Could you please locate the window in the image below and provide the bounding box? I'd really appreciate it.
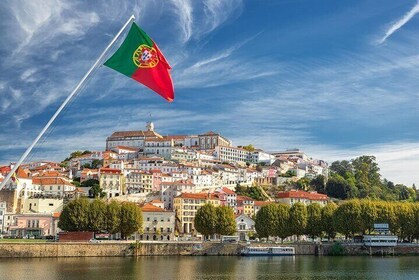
[147,217,150,221]
[49,203,53,206]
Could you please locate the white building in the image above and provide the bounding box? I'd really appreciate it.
[161,181,196,210]
[235,214,256,241]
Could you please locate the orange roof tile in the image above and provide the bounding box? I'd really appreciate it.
[176,192,219,200]
[277,190,328,201]
[141,203,165,212]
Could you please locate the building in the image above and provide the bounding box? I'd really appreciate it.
[32,175,76,198]
[216,187,237,210]
[22,197,63,214]
[277,190,328,206]
[138,203,175,241]
[99,168,124,198]
[105,122,163,150]
[237,195,255,216]
[161,181,196,210]
[7,213,61,238]
[126,171,153,194]
[144,138,174,159]
[198,131,231,150]
[235,214,256,241]
[173,192,220,234]
[0,201,6,234]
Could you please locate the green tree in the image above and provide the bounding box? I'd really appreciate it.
[321,202,337,240]
[90,184,106,198]
[255,204,278,238]
[351,156,381,198]
[242,144,255,152]
[289,202,308,239]
[394,202,415,241]
[310,175,326,194]
[106,200,122,234]
[274,203,291,241]
[215,206,236,236]
[81,179,100,189]
[88,199,107,232]
[194,203,217,238]
[58,198,90,231]
[329,160,353,178]
[359,200,378,234]
[306,203,322,240]
[333,200,362,238]
[119,202,143,239]
[295,178,310,191]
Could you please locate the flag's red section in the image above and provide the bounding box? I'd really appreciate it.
[132,43,174,102]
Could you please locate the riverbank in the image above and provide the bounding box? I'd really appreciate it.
[0,242,418,258]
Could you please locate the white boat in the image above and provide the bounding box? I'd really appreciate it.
[241,246,295,256]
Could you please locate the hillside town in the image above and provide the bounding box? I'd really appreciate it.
[0,122,330,241]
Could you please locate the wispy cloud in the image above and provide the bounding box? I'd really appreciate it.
[379,1,419,44]
[169,0,193,43]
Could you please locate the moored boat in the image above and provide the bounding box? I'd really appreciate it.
[241,246,295,256]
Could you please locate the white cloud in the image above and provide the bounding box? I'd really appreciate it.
[202,0,243,34]
[379,1,419,44]
[169,0,193,43]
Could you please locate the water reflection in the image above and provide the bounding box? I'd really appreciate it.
[0,256,418,280]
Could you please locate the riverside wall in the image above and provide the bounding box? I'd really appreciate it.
[0,242,418,258]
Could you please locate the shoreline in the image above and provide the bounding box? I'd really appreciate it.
[0,242,418,258]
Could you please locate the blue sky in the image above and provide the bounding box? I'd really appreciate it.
[0,0,418,186]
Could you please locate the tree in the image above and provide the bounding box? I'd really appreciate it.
[255,204,278,238]
[274,203,291,241]
[90,184,106,198]
[359,200,378,234]
[305,203,322,240]
[88,199,107,232]
[242,144,255,152]
[194,203,217,238]
[81,179,99,189]
[310,175,326,194]
[119,202,143,239]
[321,202,337,240]
[326,175,353,200]
[215,206,236,236]
[394,202,415,241]
[333,200,362,238]
[58,198,90,231]
[106,200,122,235]
[289,202,308,239]
[329,160,353,178]
[295,178,310,191]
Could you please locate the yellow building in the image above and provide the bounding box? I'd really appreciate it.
[174,193,220,234]
[99,168,125,198]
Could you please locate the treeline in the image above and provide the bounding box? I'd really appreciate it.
[255,200,419,242]
[293,156,417,201]
[58,198,143,239]
[235,184,266,201]
[194,204,236,238]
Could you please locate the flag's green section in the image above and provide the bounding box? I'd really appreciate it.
[104,23,154,77]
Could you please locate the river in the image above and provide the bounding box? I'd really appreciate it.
[0,256,418,279]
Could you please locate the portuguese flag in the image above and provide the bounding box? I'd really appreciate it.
[104,23,174,102]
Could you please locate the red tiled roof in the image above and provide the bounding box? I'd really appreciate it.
[277,190,328,201]
[254,201,272,207]
[114,146,139,151]
[100,168,121,174]
[109,130,162,138]
[176,192,219,200]
[237,195,255,202]
[222,187,236,195]
[32,177,74,186]
[141,203,165,212]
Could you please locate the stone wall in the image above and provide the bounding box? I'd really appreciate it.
[0,242,418,258]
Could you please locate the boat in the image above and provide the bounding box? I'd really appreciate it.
[241,246,295,256]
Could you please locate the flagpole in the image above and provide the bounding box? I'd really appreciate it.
[0,15,135,190]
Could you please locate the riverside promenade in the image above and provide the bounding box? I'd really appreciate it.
[0,241,418,258]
